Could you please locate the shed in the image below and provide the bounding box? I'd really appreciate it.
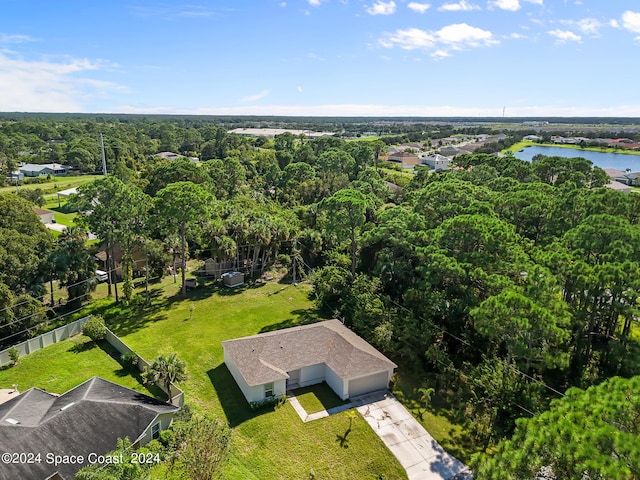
[222,271,244,287]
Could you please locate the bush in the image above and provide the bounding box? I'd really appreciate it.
[81,316,107,342]
[120,351,139,369]
[8,348,19,366]
[249,395,287,411]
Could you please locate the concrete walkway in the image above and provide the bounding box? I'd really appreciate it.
[0,388,19,405]
[288,390,471,480]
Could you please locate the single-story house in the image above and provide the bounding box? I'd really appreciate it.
[605,181,632,194]
[439,146,464,157]
[0,376,178,480]
[523,135,542,142]
[222,319,397,404]
[8,170,24,182]
[387,151,421,169]
[33,207,55,224]
[95,242,148,278]
[19,163,69,177]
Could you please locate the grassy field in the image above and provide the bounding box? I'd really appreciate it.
[0,174,102,195]
[0,334,155,397]
[55,278,408,479]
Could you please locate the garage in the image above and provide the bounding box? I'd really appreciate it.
[348,371,390,398]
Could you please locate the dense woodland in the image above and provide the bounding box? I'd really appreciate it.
[1,117,639,478]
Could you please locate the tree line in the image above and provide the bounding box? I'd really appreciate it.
[0,117,638,476]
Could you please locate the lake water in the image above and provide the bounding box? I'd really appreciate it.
[513,145,640,172]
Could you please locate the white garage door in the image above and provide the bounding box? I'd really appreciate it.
[348,371,389,397]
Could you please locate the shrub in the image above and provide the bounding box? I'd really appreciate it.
[81,316,107,342]
[249,395,287,411]
[8,348,19,366]
[120,351,139,369]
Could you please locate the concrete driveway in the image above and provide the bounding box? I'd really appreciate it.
[352,391,471,480]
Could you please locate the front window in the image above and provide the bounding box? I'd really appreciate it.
[264,382,274,398]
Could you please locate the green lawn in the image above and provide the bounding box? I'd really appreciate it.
[293,382,348,414]
[0,175,102,195]
[0,334,154,397]
[80,278,407,479]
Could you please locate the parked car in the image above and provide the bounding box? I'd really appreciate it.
[95,270,108,282]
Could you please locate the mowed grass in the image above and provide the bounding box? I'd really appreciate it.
[0,175,102,195]
[86,279,408,480]
[294,382,348,414]
[0,334,153,397]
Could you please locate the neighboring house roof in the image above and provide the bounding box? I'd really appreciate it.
[33,207,51,216]
[155,151,183,160]
[0,377,178,480]
[603,168,626,178]
[222,319,397,387]
[605,182,632,192]
[388,151,417,158]
[19,163,68,172]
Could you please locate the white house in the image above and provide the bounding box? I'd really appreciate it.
[421,153,452,171]
[19,163,69,177]
[222,320,397,404]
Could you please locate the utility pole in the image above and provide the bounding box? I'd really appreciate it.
[100,133,107,176]
[292,239,297,285]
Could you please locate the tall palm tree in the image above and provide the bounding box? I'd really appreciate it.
[143,352,187,403]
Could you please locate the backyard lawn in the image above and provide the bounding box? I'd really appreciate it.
[0,334,152,397]
[74,278,408,479]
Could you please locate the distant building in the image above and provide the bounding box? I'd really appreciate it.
[228,128,334,139]
[19,163,69,177]
[439,146,465,157]
[33,207,54,224]
[421,153,452,171]
[387,151,421,168]
[523,135,542,142]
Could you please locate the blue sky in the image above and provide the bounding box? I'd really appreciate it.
[0,0,638,116]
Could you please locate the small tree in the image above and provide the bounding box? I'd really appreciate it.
[82,316,107,342]
[417,387,435,420]
[143,353,187,402]
[8,347,19,366]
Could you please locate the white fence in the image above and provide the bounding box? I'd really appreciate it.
[0,315,184,407]
[0,316,92,366]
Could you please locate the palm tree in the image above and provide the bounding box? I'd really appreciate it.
[417,387,435,420]
[143,352,187,403]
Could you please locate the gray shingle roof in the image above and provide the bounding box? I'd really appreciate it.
[222,319,397,386]
[0,377,178,480]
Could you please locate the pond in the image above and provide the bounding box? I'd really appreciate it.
[513,145,640,172]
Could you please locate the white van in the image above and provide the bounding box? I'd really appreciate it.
[95,270,108,282]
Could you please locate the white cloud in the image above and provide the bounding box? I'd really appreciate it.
[489,0,520,12]
[297,85,303,93]
[509,32,527,39]
[367,1,396,15]
[609,19,620,29]
[380,27,435,49]
[438,1,480,11]
[240,90,270,102]
[0,52,125,112]
[408,2,431,13]
[562,18,603,36]
[431,49,451,59]
[622,11,640,34]
[523,0,543,5]
[0,34,34,44]
[380,22,497,55]
[308,0,321,6]
[437,23,498,46]
[279,2,286,7]
[548,29,581,42]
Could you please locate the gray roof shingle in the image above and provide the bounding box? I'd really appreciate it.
[222,320,397,386]
[0,377,178,480]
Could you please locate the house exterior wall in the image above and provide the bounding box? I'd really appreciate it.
[325,365,348,400]
[299,363,325,387]
[223,348,266,403]
[137,412,176,446]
